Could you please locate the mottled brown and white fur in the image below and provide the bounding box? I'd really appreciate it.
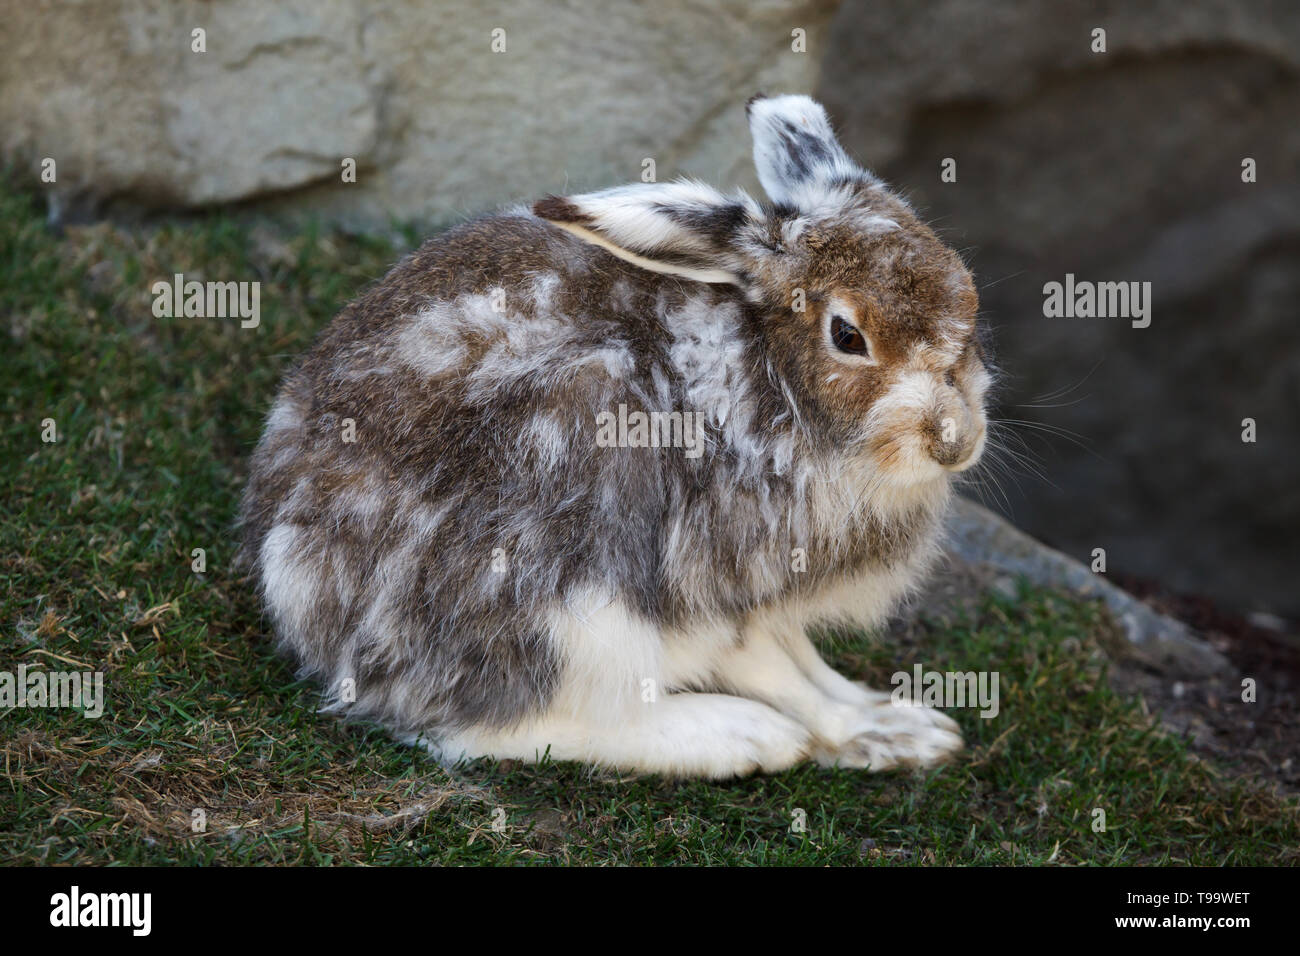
[240,94,991,779]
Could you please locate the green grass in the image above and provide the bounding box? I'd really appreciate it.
[1,180,1296,865]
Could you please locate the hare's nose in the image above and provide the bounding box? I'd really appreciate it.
[927,414,984,471]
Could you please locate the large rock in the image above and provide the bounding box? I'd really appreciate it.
[820,0,1300,616]
[0,0,838,227]
[935,498,1230,678]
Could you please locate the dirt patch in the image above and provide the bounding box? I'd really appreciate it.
[1109,575,1300,797]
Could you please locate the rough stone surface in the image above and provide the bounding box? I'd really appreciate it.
[820,0,1300,616]
[921,498,1231,678]
[1,0,837,226]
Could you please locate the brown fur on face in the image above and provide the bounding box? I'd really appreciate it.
[731,191,984,468]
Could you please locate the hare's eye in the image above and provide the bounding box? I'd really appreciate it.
[831,315,869,356]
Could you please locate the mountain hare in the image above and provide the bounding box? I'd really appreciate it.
[241,94,989,778]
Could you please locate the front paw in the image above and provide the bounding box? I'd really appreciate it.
[815,694,964,771]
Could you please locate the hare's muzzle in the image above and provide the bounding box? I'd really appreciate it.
[925,389,987,472]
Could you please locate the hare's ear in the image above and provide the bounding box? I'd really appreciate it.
[746,94,874,210]
[533,180,757,284]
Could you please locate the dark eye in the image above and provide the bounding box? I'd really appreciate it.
[830,315,869,356]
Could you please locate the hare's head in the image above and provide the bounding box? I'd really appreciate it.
[534,94,989,489]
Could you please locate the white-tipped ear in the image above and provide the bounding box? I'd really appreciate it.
[533,180,757,284]
[746,94,872,209]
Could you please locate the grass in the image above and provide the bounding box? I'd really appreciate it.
[2,180,1297,866]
